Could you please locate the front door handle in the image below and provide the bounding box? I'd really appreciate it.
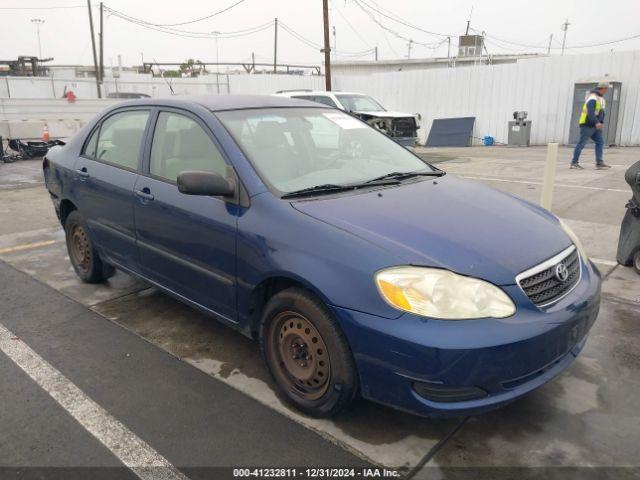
[134,188,154,201]
[76,167,89,179]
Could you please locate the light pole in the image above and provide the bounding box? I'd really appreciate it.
[212,31,220,74]
[31,18,45,59]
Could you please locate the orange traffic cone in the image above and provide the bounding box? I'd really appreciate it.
[42,123,50,142]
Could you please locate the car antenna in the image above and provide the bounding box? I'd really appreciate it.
[153,58,175,95]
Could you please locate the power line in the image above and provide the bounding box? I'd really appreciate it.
[104,0,248,27]
[279,20,375,56]
[359,0,451,38]
[0,4,85,9]
[330,0,372,49]
[105,7,272,39]
[352,0,442,48]
[471,26,640,51]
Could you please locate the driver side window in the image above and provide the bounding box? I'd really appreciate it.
[149,112,227,182]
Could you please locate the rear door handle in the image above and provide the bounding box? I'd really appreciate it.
[76,167,89,179]
[134,188,154,201]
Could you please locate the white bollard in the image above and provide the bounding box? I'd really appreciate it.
[541,142,558,210]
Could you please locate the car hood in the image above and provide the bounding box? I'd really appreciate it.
[353,110,416,118]
[291,175,572,285]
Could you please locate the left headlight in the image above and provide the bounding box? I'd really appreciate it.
[375,267,516,320]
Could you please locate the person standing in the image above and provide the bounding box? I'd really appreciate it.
[570,81,612,170]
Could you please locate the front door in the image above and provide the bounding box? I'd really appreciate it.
[74,108,150,268]
[134,110,238,322]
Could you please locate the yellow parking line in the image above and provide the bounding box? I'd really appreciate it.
[0,240,57,254]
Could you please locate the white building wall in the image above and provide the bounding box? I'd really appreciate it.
[2,51,640,145]
[334,50,640,146]
[0,74,324,100]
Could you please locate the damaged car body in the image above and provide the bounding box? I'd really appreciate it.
[274,90,420,147]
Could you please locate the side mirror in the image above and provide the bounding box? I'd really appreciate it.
[177,170,235,197]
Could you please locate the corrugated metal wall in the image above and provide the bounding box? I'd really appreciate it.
[334,50,640,146]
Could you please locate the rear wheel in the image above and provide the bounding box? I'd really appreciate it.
[64,210,115,283]
[260,287,358,418]
[634,250,640,275]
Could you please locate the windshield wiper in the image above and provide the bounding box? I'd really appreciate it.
[363,169,445,184]
[281,184,355,199]
[281,180,399,199]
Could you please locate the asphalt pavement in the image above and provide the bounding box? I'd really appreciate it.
[0,261,367,480]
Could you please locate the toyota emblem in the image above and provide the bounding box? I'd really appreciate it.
[555,263,569,282]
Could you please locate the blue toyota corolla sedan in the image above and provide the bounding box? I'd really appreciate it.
[43,95,601,418]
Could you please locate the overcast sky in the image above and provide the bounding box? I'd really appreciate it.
[1,0,639,69]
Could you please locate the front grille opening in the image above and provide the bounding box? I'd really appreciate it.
[518,248,580,307]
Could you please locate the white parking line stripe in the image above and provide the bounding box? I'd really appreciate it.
[0,322,189,480]
[461,175,629,193]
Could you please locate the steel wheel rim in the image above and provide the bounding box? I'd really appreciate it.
[70,224,91,272]
[634,252,640,272]
[270,311,331,401]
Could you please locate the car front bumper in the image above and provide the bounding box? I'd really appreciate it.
[332,258,601,417]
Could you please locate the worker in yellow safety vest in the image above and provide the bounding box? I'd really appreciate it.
[570,81,612,170]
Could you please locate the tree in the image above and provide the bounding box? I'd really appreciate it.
[179,58,207,77]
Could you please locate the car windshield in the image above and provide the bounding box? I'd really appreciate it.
[335,94,385,112]
[216,107,435,195]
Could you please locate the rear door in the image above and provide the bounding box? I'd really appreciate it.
[74,108,151,269]
[133,109,238,322]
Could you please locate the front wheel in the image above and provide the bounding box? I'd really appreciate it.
[260,287,358,418]
[64,210,115,283]
[634,250,640,275]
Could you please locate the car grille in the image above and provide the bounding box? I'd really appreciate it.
[392,117,417,137]
[517,246,581,307]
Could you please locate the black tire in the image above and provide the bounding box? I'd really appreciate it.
[64,210,115,283]
[260,287,359,418]
[634,250,640,275]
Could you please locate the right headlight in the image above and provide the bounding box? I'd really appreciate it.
[375,266,516,320]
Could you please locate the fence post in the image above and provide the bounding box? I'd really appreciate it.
[541,142,558,210]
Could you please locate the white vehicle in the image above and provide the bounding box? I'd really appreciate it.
[274,90,420,147]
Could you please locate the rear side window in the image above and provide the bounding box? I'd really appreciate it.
[83,127,99,158]
[95,110,150,170]
[149,112,227,182]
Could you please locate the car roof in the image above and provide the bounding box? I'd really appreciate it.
[108,94,327,112]
[275,91,365,96]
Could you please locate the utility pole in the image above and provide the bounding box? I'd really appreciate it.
[561,19,570,55]
[447,36,451,62]
[332,25,336,61]
[212,31,220,74]
[87,0,101,98]
[251,52,255,73]
[322,0,331,91]
[407,39,413,59]
[374,46,378,61]
[99,2,104,83]
[547,34,553,54]
[273,18,278,73]
[30,19,44,60]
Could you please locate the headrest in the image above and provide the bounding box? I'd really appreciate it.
[254,121,288,149]
[175,126,213,158]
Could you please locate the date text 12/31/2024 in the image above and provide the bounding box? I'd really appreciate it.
[233,468,401,478]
